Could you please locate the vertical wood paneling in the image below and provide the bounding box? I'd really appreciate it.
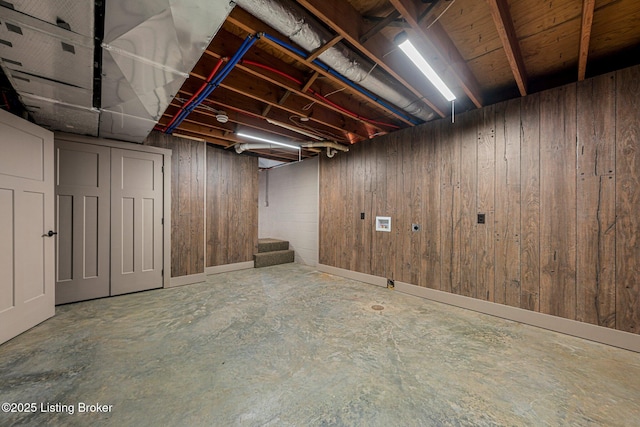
[317,64,640,335]
[450,120,463,295]
[477,105,496,301]
[577,73,616,328]
[145,132,204,278]
[386,139,399,279]
[495,100,522,307]
[352,147,366,273]
[520,93,541,311]
[371,141,387,278]
[207,148,221,266]
[458,111,479,297]
[421,123,441,289]
[439,120,457,293]
[409,128,424,286]
[397,131,412,283]
[205,146,258,267]
[539,85,577,319]
[615,66,640,334]
[191,142,205,274]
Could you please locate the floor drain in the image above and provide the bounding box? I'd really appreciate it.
[371,305,384,311]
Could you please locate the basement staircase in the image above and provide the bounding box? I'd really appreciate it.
[254,238,295,268]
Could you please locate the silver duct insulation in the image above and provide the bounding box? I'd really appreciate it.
[100,0,235,142]
[0,0,234,142]
[235,141,349,155]
[235,0,435,122]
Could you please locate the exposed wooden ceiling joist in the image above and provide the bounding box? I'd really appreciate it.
[486,0,528,96]
[578,0,596,81]
[151,0,640,163]
[227,7,419,126]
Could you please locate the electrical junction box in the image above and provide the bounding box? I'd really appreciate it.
[376,216,391,232]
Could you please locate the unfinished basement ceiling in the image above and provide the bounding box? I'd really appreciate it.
[1,0,639,162]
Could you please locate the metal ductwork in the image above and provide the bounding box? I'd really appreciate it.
[0,0,233,142]
[235,0,436,122]
[0,2,98,135]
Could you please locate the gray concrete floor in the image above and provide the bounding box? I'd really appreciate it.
[1,264,640,426]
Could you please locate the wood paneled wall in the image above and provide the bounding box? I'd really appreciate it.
[319,65,640,334]
[206,146,258,267]
[145,132,258,277]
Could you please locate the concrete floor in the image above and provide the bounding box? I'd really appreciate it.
[1,264,640,426]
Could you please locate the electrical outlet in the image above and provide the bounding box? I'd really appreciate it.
[477,213,485,224]
[361,212,365,220]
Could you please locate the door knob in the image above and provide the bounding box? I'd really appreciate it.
[43,230,58,237]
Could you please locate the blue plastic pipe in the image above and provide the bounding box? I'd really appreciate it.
[167,34,259,134]
[260,33,420,125]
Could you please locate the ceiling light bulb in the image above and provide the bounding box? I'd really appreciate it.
[396,34,456,102]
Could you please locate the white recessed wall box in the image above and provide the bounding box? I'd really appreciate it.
[376,216,391,232]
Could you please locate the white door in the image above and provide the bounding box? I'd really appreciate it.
[55,141,111,304]
[0,109,55,345]
[111,148,163,295]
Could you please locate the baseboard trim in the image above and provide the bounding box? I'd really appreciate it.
[317,264,387,287]
[168,273,206,288]
[316,265,640,353]
[205,261,254,275]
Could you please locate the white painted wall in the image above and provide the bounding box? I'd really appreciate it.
[258,157,318,266]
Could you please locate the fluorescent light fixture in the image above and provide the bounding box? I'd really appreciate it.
[236,132,301,150]
[266,118,324,140]
[396,32,456,102]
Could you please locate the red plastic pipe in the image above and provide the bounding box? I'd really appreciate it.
[163,57,226,132]
[240,60,399,130]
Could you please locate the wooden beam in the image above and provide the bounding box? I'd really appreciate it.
[227,8,419,125]
[359,10,400,44]
[389,0,484,107]
[578,0,596,81]
[209,25,403,130]
[302,71,320,92]
[189,59,372,139]
[486,0,528,96]
[278,1,447,118]
[179,85,361,143]
[307,35,343,62]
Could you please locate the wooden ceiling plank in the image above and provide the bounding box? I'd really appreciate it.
[307,35,344,62]
[578,0,596,81]
[294,0,446,118]
[486,0,528,96]
[389,0,484,107]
